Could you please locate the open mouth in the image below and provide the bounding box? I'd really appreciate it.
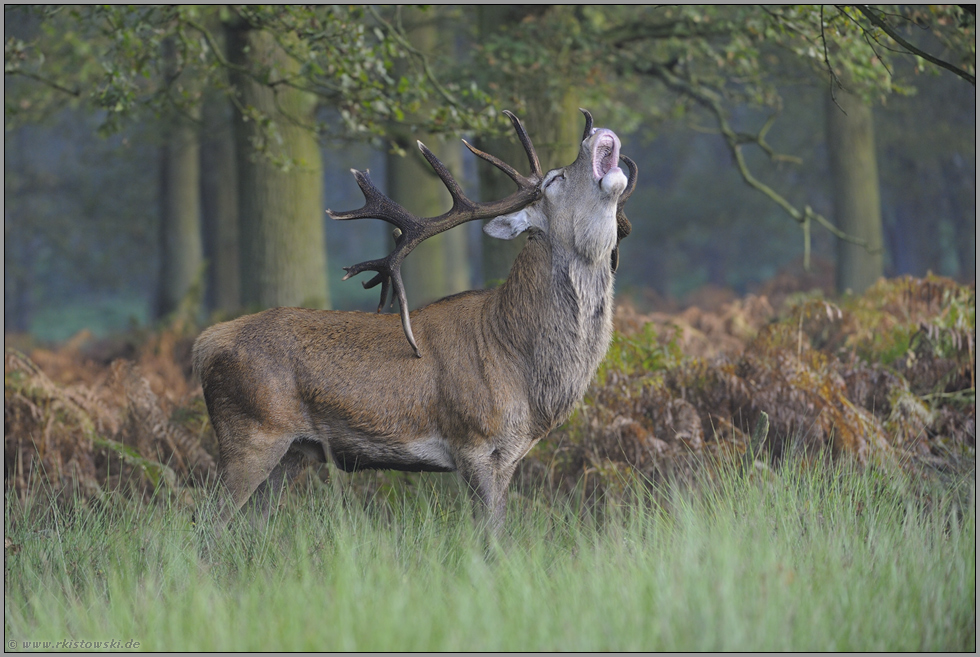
[591,130,621,180]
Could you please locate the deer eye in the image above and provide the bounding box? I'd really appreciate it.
[545,172,565,189]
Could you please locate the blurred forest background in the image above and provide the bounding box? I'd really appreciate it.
[3,6,976,503]
[4,5,975,341]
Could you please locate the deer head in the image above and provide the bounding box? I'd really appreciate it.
[484,113,636,269]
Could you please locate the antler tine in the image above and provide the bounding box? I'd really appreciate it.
[580,108,594,141]
[460,112,544,187]
[620,155,638,200]
[340,258,382,282]
[417,140,474,212]
[616,154,637,244]
[391,269,419,358]
[326,169,414,231]
[364,271,391,311]
[617,155,638,228]
[502,109,543,177]
[461,139,531,188]
[610,155,638,274]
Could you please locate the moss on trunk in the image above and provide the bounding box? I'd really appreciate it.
[227,26,329,310]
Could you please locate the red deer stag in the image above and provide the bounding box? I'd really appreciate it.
[193,110,636,536]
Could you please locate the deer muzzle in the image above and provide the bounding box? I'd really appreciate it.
[592,129,627,196]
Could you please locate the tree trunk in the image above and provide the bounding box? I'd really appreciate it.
[826,88,884,295]
[156,112,204,319]
[200,93,240,315]
[476,6,582,287]
[385,9,470,308]
[226,25,329,310]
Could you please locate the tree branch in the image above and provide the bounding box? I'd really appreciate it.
[853,5,975,85]
[832,5,897,82]
[366,5,464,110]
[646,63,881,260]
[4,69,81,97]
[820,5,846,111]
[184,18,251,77]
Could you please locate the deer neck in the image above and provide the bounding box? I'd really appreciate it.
[489,233,615,433]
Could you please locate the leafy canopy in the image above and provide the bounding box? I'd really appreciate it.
[4,5,499,139]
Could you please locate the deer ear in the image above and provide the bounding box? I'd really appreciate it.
[484,209,531,240]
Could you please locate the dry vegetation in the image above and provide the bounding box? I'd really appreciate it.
[4,275,975,507]
[4,326,214,506]
[521,274,975,498]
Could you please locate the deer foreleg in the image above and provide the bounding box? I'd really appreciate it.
[457,446,520,539]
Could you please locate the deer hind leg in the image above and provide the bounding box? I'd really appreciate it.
[204,429,295,538]
[243,448,315,532]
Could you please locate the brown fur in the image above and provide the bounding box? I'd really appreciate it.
[194,127,631,536]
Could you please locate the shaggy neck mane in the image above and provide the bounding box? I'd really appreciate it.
[487,233,615,433]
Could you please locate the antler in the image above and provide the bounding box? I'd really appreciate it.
[611,155,638,272]
[327,110,544,358]
[580,107,594,141]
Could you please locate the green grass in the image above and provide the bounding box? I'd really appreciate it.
[4,462,975,652]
